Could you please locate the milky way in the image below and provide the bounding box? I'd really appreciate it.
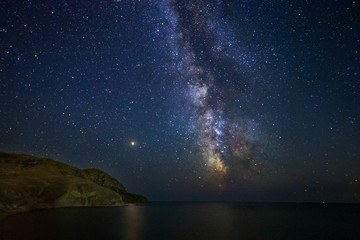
[160,0,263,185]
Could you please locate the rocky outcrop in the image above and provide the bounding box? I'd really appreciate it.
[82,168,147,203]
[0,152,147,216]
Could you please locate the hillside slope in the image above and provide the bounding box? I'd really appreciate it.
[0,152,147,215]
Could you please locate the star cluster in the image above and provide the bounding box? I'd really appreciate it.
[1,0,359,202]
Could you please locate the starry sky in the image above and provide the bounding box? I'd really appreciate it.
[1,0,359,202]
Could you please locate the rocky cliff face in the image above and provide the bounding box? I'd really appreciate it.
[0,152,147,215]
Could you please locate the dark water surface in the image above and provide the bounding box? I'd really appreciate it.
[1,202,360,240]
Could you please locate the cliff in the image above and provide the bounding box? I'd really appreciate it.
[0,152,147,216]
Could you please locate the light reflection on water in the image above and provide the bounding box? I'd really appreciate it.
[1,203,360,240]
[123,204,146,240]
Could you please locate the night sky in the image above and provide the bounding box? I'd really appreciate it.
[1,0,359,202]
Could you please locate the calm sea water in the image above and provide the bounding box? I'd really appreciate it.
[1,202,360,240]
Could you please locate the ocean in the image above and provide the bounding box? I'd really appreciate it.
[1,202,360,240]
